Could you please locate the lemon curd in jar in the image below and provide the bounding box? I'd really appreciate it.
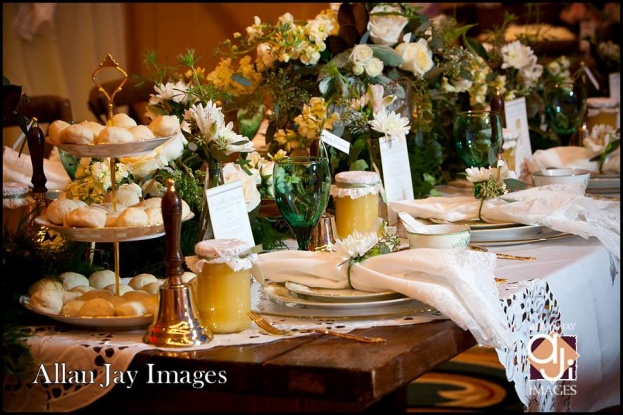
[3,182,35,236]
[330,171,382,240]
[586,97,619,131]
[190,239,257,334]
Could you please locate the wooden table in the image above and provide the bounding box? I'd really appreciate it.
[78,320,476,413]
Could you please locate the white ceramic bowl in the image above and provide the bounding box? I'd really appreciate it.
[532,168,591,187]
[406,224,471,249]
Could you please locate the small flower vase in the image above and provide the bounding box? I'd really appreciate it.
[196,158,224,243]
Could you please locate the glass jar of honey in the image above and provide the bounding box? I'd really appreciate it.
[189,239,257,334]
[3,182,35,236]
[586,97,619,132]
[330,171,382,240]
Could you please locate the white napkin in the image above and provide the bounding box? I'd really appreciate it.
[390,185,621,277]
[2,146,71,191]
[255,248,513,349]
[526,146,620,174]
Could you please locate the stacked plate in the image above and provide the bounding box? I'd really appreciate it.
[587,173,620,196]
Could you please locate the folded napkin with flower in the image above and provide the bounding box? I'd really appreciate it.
[255,241,513,349]
[389,185,620,277]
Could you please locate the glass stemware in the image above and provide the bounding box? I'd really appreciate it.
[454,110,503,168]
[544,81,587,146]
[273,156,331,251]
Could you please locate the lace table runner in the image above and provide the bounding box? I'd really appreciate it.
[4,279,564,412]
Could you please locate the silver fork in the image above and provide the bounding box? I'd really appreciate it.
[247,311,386,344]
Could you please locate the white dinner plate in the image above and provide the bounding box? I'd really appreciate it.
[34,212,194,243]
[427,218,516,230]
[470,223,544,242]
[285,281,405,303]
[471,227,572,247]
[20,296,154,330]
[264,282,418,310]
[587,174,620,193]
[49,135,174,158]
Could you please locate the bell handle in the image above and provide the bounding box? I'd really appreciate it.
[26,117,48,196]
[162,178,184,286]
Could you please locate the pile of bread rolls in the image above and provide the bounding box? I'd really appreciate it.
[27,270,197,318]
[47,114,181,145]
[45,188,191,229]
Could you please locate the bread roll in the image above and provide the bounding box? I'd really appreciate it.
[29,289,63,314]
[128,273,158,290]
[148,115,180,137]
[104,183,141,207]
[114,207,149,228]
[62,290,83,304]
[48,120,71,144]
[103,283,133,296]
[141,295,159,314]
[46,199,86,225]
[95,126,134,144]
[61,299,86,316]
[88,270,116,289]
[123,290,153,301]
[107,295,128,307]
[181,272,196,284]
[59,272,89,291]
[141,282,162,295]
[115,301,146,316]
[144,207,163,225]
[112,113,137,128]
[28,277,64,296]
[80,289,114,300]
[128,125,155,141]
[70,285,94,294]
[137,197,162,209]
[58,123,95,144]
[64,206,107,228]
[80,120,106,137]
[79,298,115,317]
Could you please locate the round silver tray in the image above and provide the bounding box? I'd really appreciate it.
[48,135,174,158]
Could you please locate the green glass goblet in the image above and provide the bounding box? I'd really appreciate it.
[454,110,503,168]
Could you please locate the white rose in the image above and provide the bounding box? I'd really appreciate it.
[364,58,384,77]
[350,45,374,66]
[367,4,409,46]
[222,163,261,212]
[395,38,434,77]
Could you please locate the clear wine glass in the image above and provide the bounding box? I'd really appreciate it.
[454,110,503,168]
[544,81,587,146]
[273,156,331,251]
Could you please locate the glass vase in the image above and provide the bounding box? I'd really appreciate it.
[196,158,224,243]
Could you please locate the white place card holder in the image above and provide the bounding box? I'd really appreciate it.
[504,97,532,177]
[321,130,350,154]
[205,181,255,246]
[379,135,414,225]
[609,72,620,103]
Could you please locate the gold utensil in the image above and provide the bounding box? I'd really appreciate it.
[469,245,536,261]
[247,311,386,344]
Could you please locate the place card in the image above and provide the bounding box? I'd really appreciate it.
[378,135,414,225]
[321,130,350,154]
[504,97,532,177]
[205,181,255,246]
[609,72,620,103]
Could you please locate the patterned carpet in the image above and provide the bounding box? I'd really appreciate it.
[407,346,525,412]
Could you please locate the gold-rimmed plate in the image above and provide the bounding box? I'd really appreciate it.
[285,281,405,303]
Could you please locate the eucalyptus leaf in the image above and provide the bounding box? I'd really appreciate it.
[369,45,404,67]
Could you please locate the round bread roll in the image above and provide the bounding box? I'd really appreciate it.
[79,120,106,137]
[115,301,146,317]
[128,273,158,290]
[137,197,162,209]
[141,295,159,315]
[29,289,64,314]
[48,120,71,144]
[46,199,87,225]
[144,207,163,226]
[59,272,89,291]
[88,270,116,289]
[58,123,95,144]
[28,277,64,296]
[79,298,115,317]
[103,283,133,296]
[181,200,191,219]
[107,295,129,307]
[62,290,83,304]
[148,115,180,137]
[141,282,162,295]
[95,126,134,144]
[128,125,155,141]
[80,289,114,301]
[123,290,153,301]
[61,299,86,316]
[104,183,141,207]
[64,206,107,228]
[112,113,138,128]
[114,207,149,228]
[181,272,196,284]
[70,285,94,294]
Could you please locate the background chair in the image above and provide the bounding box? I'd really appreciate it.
[3,95,73,158]
[88,77,154,126]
